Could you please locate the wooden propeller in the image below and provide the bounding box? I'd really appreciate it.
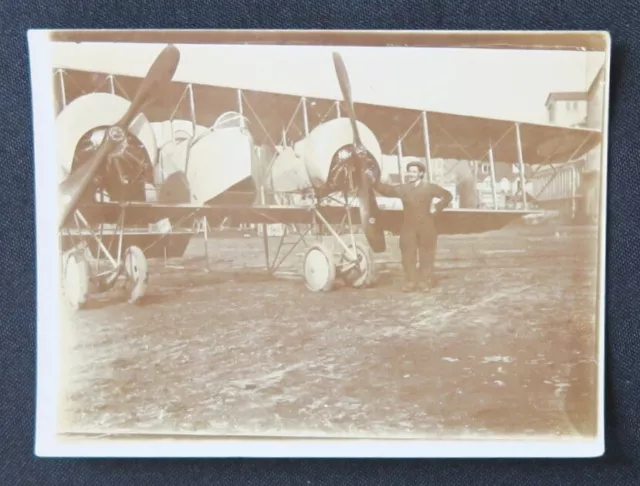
[58,44,181,229]
[332,52,386,253]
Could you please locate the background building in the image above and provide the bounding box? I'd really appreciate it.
[583,66,606,221]
[530,65,605,223]
[545,91,588,127]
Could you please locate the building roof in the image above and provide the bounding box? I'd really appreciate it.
[544,61,606,108]
[544,91,588,108]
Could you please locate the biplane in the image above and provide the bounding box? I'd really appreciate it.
[52,41,603,310]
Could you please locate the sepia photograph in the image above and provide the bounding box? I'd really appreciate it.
[30,29,610,458]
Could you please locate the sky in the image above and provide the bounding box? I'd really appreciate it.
[50,41,607,126]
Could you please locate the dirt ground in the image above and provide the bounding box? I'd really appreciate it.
[57,224,600,440]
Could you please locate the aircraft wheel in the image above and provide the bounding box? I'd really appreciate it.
[62,250,91,310]
[342,242,376,288]
[124,245,149,304]
[303,243,336,292]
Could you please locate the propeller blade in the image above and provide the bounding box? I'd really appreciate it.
[357,171,386,253]
[58,136,118,228]
[57,44,181,229]
[332,52,362,148]
[117,44,181,129]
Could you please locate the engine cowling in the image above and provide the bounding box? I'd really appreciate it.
[295,117,382,191]
[56,93,157,184]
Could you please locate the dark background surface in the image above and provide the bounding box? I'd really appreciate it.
[1,0,638,484]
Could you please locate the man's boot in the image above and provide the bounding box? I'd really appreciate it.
[417,274,436,292]
[402,280,417,292]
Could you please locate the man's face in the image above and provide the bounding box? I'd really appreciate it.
[406,166,423,183]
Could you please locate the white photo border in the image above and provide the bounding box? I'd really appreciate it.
[29,29,611,459]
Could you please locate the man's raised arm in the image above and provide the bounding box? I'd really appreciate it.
[373,180,403,198]
[364,169,403,198]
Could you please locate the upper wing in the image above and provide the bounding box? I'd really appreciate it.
[345,104,601,165]
[415,110,599,165]
[52,41,341,147]
[52,41,602,166]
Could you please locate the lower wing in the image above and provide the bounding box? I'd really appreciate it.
[65,201,539,236]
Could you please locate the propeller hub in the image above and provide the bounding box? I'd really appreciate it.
[337,147,352,161]
[108,125,126,143]
[355,146,368,158]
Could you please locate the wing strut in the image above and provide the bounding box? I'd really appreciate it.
[421,111,433,183]
[514,123,528,209]
[396,140,405,183]
[487,144,498,210]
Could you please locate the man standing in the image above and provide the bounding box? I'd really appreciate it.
[366,161,453,292]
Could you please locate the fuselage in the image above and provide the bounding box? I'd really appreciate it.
[57,91,384,222]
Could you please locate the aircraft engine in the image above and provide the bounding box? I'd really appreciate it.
[295,117,383,195]
[56,92,158,203]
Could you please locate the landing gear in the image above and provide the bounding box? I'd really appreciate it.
[257,181,381,294]
[60,208,150,310]
[303,243,336,292]
[61,249,91,310]
[124,245,148,304]
[340,242,376,288]
[302,240,377,293]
